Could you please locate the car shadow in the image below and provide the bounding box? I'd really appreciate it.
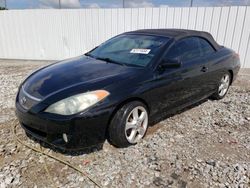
[26,98,209,156]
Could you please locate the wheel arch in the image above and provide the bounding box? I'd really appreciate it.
[228,69,234,85]
[105,97,150,136]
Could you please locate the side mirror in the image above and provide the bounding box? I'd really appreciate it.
[159,58,182,69]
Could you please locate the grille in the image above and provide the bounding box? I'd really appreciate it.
[18,87,40,110]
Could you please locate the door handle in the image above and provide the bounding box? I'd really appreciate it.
[201,66,208,72]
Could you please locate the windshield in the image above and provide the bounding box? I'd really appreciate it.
[86,34,169,67]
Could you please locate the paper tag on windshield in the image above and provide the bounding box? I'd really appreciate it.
[130,48,151,54]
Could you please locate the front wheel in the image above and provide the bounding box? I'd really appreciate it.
[108,101,149,148]
[211,72,231,100]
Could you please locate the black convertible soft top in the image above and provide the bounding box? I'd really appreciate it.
[125,29,221,51]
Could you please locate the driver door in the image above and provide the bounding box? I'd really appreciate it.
[151,37,209,112]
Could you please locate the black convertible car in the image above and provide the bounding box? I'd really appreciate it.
[16,29,240,149]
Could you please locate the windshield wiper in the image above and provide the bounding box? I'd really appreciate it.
[86,54,141,67]
[85,52,96,58]
[96,57,126,66]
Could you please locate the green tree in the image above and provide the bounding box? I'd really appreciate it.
[0,6,7,10]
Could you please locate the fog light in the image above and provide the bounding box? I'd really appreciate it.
[62,133,68,143]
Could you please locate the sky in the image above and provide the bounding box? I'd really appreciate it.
[0,0,250,9]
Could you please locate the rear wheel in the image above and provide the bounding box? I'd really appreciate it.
[108,101,149,148]
[211,72,231,100]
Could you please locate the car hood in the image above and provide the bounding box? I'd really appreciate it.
[23,56,138,99]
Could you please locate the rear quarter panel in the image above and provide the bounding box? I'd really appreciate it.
[208,47,240,89]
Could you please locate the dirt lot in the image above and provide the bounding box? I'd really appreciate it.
[0,60,249,188]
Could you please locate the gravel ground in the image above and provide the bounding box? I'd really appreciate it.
[0,59,249,188]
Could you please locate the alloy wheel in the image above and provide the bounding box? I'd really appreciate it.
[125,106,148,144]
[218,74,230,97]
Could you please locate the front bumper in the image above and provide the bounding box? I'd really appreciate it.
[15,102,112,150]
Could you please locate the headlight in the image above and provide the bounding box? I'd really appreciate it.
[45,90,109,115]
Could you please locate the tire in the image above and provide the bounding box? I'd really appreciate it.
[211,72,231,100]
[108,101,149,148]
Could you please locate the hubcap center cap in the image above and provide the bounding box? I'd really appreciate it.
[136,120,141,127]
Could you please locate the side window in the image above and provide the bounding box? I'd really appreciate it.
[198,38,215,56]
[166,37,201,62]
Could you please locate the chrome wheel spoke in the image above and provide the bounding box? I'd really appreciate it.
[224,75,229,83]
[132,108,139,120]
[139,111,146,121]
[128,129,137,141]
[220,87,226,95]
[219,84,224,91]
[138,127,145,136]
[125,121,136,130]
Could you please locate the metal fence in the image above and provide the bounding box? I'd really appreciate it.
[0,6,249,68]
